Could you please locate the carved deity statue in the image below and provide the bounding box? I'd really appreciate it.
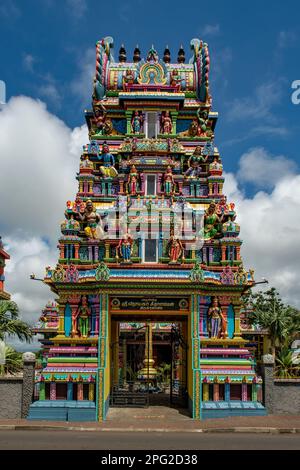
[76,296,91,338]
[91,104,107,135]
[207,297,226,338]
[123,68,135,88]
[97,143,118,178]
[167,235,184,263]
[203,202,223,240]
[164,166,175,195]
[117,232,133,262]
[127,165,139,195]
[196,108,209,136]
[161,111,173,134]
[78,199,103,239]
[185,146,207,179]
[131,111,143,134]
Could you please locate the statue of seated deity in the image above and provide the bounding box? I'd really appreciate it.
[97,143,118,178]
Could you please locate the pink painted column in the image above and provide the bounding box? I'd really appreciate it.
[242,383,248,401]
[77,382,84,400]
[50,382,56,400]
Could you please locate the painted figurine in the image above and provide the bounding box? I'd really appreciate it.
[208,297,226,338]
[98,143,118,178]
[196,108,209,136]
[92,105,107,135]
[161,111,172,134]
[76,296,91,338]
[131,111,143,134]
[117,232,133,262]
[127,165,139,195]
[164,166,175,195]
[78,199,103,239]
[167,234,184,263]
[185,146,207,179]
[203,202,223,240]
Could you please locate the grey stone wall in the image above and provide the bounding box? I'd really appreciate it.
[261,355,300,415]
[0,376,23,418]
[0,352,36,419]
[273,380,300,414]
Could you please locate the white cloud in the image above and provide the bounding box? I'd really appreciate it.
[22,54,36,73]
[70,47,94,107]
[224,150,300,308]
[38,75,62,109]
[227,81,282,123]
[0,96,88,243]
[0,96,88,348]
[237,147,298,188]
[277,30,297,49]
[202,24,220,37]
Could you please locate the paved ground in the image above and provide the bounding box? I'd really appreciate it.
[0,430,300,450]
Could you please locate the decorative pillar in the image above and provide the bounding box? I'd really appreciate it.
[59,244,65,259]
[57,301,66,336]
[50,381,56,400]
[74,244,79,259]
[208,246,213,264]
[236,246,241,261]
[191,293,201,419]
[252,382,257,402]
[242,382,248,401]
[88,245,93,261]
[208,182,213,196]
[79,180,84,193]
[125,111,132,134]
[39,382,46,401]
[199,296,210,337]
[77,382,83,400]
[225,382,230,401]
[21,352,36,418]
[203,383,209,401]
[89,383,95,401]
[104,242,110,260]
[261,354,275,413]
[68,294,81,337]
[97,291,109,421]
[67,382,73,400]
[221,245,226,262]
[232,300,242,338]
[213,382,219,401]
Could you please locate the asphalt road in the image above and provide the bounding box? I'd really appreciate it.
[0,430,299,450]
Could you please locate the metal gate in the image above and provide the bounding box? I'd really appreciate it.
[170,324,188,407]
[110,324,150,407]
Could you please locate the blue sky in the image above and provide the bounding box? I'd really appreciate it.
[1,0,300,177]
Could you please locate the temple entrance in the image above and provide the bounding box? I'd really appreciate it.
[109,318,188,410]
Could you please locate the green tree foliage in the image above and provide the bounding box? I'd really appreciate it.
[0,345,23,376]
[0,300,32,342]
[244,287,300,377]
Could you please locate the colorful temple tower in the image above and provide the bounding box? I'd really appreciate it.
[29,37,265,421]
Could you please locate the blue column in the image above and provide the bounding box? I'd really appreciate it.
[67,382,73,400]
[225,383,230,402]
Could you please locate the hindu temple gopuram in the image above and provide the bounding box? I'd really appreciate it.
[29,37,266,421]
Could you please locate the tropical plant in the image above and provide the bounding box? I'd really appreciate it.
[275,347,300,378]
[0,345,23,376]
[157,362,171,384]
[0,300,32,342]
[245,288,300,356]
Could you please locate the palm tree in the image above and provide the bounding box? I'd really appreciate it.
[0,300,32,342]
[0,345,23,376]
[275,347,300,378]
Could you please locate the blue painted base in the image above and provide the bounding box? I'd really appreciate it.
[28,400,96,422]
[201,401,267,419]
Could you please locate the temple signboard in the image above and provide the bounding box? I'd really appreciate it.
[110,297,189,311]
